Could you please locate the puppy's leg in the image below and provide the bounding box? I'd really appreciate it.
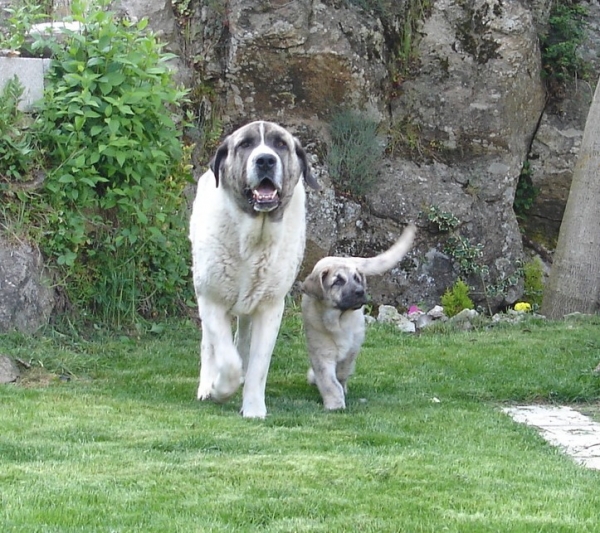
[311,357,346,410]
[241,301,285,419]
[197,299,242,403]
[335,351,358,395]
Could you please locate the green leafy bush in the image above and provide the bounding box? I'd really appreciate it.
[441,279,474,318]
[326,110,383,197]
[26,7,192,324]
[0,77,42,186]
[0,0,49,54]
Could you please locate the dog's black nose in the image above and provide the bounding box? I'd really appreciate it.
[355,287,365,297]
[255,154,277,171]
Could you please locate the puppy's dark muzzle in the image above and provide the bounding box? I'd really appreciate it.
[338,287,367,311]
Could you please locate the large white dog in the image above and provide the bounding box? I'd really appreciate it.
[189,121,320,418]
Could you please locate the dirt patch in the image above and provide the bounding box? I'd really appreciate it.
[575,403,600,424]
[17,367,61,388]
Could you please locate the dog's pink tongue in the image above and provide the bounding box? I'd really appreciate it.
[253,184,278,202]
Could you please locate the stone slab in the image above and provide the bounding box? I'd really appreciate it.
[0,57,51,111]
[503,405,600,470]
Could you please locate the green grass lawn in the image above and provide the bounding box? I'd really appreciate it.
[1,312,600,532]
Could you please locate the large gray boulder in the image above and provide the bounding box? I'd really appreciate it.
[0,236,55,333]
[306,0,545,309]
[0,355,19,384]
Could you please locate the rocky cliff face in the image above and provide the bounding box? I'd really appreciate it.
[115,0,600,313]
[2,0,598,330]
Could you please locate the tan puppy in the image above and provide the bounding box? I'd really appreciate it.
[301,224,416,410]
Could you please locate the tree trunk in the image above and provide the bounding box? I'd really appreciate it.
[541,78,600,319]
[52,0,71,18]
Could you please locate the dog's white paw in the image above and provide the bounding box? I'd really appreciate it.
[197,385,212,401]
[211,365,242,403]
[307,367,316,385]
[241,400,267,419]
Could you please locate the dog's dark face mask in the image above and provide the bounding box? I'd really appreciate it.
[334,271,368,311]
[210,121,320,220]
[302,266,368,311]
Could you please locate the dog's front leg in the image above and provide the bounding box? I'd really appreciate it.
[197,300,242,403]
[241,301,285,418]
[197,330,216,400]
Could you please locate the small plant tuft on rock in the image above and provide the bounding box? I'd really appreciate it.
[523,258,544,309]
[326,110,383,198]
[441,279,474,318]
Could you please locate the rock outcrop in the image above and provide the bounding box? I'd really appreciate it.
[114,0,600,312]
[2,0,599,330]
[0,236,55,333]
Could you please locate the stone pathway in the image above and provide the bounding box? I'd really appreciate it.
[503,405,600,470]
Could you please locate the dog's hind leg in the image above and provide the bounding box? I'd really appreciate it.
[311,357,346,410]
[235,315,252,378]
[335,351,358,394]
[241,301,285,418]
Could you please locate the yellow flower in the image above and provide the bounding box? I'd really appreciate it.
[514,302,532,312]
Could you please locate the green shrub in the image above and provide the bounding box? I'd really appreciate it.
[326,110,383,197]
[0,0,49,54]
[26,6,192,325]
[0,77,42,187]
[540,2,588,94]
[441,279,474,318]
[523,258,544,308]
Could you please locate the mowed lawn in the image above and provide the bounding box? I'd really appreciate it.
[1,312,600,532]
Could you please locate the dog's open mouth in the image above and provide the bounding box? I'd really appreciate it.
[246,179,280,212]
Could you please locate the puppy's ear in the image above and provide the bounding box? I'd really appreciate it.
[359,271,367,291]
[209,140,228,187]
[301,269,328,299]
[294,138,320,191]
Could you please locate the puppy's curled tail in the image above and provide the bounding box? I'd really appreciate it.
[352,224,416,276]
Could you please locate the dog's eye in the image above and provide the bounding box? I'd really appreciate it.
[332,276,346,287]
[353,273,361,283]
[239,139,252,149]
[273,138,287,150]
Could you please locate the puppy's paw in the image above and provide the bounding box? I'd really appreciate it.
[307,367,316,385]
[323,396,346,411]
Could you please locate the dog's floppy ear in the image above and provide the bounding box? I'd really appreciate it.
[359,271,367,291]
[301,269,328,299]
[294,138,320,191]
[209,140,229,187]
